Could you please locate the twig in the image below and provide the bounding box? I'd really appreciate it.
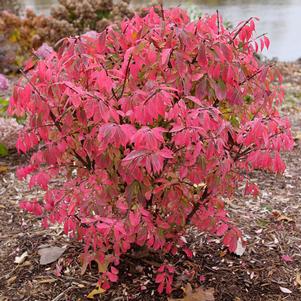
[160,1,165,21]
[239,68,263,86]
[241,32,268,48]
[231,17,253,42]
[216,10,220,35]
[51,286,75,301]
[185,186,209,225]
[100,62,119,101]
[118,54,132,99]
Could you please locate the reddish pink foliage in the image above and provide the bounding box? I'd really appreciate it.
[9,7,293,293]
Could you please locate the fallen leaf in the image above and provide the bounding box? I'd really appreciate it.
[281,255,293,263]
[7,276,17,285]
[279,286,292,294]
[199,275,206,282]
[277,215,293,222]
[272,210,293,222]
[22,260,31,267]
[33,275,58,284]
[219,250,227,257]
[0,165,8,173]
[14,251,28,264]
[234,238,246,256]
[168,283,215,301]
[77,283,85,288]
[38,246,66,265]
[255,228,263,234]
[295,272,301,287]
[294,131,301,140]
[87,286,105,299]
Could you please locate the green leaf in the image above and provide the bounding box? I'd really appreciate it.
[0,98,9,116]
[0,144,8,157]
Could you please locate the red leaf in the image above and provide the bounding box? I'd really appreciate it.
[264,36,270,50]
[216,223,229,236]
[155,273,165,283]
[161,48,172,65]
[129,211,141,227]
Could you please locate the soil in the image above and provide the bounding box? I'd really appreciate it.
[1,62,301,301]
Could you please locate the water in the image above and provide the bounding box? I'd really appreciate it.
[22,0,301,61]
[22,0,57,15]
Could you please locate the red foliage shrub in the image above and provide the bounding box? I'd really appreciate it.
[9,7,293,293]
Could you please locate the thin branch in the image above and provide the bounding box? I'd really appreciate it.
[118,54,132,100]
[185,186,209,225]
[144,89,160,105]
[230,17,252,43]
[100,62,119,101]
[216,10,220,35]
[241,32,268,48]
[160,1,165,21]
[239,68,263,86]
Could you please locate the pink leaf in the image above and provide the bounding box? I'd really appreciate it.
[129,211,141,227]
[281,255,293,263]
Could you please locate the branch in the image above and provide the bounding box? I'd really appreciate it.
[118,54,132,100]
[241,32,268,48]
[230,17,252,43]
[100,62,119,101]
[160,1,165,21]
[216,10,220,35]
[185,186,209,225]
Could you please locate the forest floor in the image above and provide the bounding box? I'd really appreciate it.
[1,62,301,301]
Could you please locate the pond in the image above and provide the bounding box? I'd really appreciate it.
[22,0,301,61]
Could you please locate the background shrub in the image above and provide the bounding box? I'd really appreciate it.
[0,0,134,73]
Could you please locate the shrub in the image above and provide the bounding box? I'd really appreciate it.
[0,0,21,14]
[9,7,293,293]
[0,74,9,92]
[0,0,134,73]
[51,0,134,34]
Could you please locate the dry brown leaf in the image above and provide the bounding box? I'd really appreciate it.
[295,272,301,287]
[0,165,8,173]
[277,214,293,222]
[272,210,293,222]
[7,276,17,286]
[294,131,301,140]
[168,283,215,301]
[34,277,57,284]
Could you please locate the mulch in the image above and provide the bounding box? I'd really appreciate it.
[0,62,301,301]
